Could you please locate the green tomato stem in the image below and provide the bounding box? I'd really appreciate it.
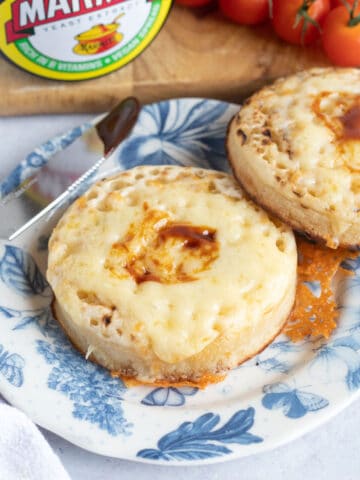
[293,0,321,45]
[348,0,360,27]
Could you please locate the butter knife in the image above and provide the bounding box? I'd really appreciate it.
[0,97,140,241]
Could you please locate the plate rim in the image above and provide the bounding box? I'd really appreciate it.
[0,96,360,466]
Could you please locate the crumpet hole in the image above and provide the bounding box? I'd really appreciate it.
[77,290,101,305]
[308,188,318,198]
[96,201,112,212]
[112,180,130,189]
[276,237,286,252]
[351,177,360,194]
[87,191,98,200]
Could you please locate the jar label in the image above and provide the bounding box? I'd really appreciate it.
[0,0,172,80]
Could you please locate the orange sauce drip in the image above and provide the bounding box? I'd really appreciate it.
[284,236,357,342]
[159,224,216,250]
[312,92,360,141]
[340,104,360,140]
[112,372,226,389]
[129,224,218,284]
[106,208,219,286]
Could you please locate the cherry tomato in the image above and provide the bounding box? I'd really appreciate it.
[322,5,360,66]
[219,0,269,25]
[175,0,213,6]
[330,0,355,7]
[272,0,331,45]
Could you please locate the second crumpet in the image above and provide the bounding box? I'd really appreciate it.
[227,68,360,248]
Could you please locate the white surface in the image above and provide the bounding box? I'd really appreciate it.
[0,400,70,480]
[0,114,360,480]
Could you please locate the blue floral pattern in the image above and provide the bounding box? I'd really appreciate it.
[339,255,360,295]
[250,340,303,375]
[262,383,329,419]
[117,99,230,172]
[37,325,131,436]
[141,387,198,407]
[0,98,360,463]
[0,344,25,388]
[0,305,53,335]
[0,245,50,297]
[311,331,360,391]
[0,242,131,437]
[137,408,262,461]
[341,254,360,273]
[0,125,90,198]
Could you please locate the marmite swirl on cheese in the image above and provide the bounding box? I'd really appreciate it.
[47,166,297,384]
[227,68,360,248]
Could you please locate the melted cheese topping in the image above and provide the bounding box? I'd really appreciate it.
[238,68,360,227]
[47,166,297,364]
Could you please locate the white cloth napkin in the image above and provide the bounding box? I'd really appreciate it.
[0,397,70,480]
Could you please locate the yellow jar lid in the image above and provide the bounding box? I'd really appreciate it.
[0,0,172,81]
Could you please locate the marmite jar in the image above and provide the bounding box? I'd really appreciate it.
[0,0,172,81]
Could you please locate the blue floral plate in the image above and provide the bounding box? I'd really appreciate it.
[1,98,360,465]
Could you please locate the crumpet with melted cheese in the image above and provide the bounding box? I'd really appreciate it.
[227,68,360,248]
[47,166,297,384]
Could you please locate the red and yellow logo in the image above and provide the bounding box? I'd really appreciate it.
[0,0,172,80]
[73,13,124,55]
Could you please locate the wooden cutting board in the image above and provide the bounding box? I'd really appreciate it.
[0,4,331,116]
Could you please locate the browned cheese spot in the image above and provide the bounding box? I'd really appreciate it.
[105,209,219,285]
[312,91,360,142]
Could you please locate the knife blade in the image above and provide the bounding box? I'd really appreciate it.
[0,97,140,241]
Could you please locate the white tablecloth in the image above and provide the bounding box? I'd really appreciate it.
[1,114,359,480]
